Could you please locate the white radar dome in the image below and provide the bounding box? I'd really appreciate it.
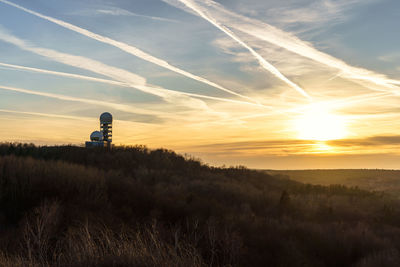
[90,131,103,141]
[100,112,113,124]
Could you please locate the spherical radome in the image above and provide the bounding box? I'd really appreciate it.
[100,112,113,124]
[90,131,103,141]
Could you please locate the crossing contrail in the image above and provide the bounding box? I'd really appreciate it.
[170,0,400,93]
[0,0,259,104]
[167,0,311,100]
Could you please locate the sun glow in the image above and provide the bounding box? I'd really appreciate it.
[294,104,347,141]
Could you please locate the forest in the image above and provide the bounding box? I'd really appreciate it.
[0,143,400,266]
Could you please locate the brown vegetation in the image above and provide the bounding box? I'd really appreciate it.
[0,143,400,266]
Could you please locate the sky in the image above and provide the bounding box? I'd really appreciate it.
[0,0,399,169]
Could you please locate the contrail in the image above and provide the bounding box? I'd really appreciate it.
[94,8,179,23]
[168,0,311,99]
[0,28,222,114]
[0,85,163,116]
[176,90,269,107]
[0,108,152,124]
[0,27,146,87]
[0,62,129,87]
[0,0,258,104]
[0,85,236,124]
[0,62,265,108]
[178,0,400,93]
[0,108,94,121]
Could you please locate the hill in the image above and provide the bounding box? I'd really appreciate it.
[266,169,400,196]
[0,143,400,266]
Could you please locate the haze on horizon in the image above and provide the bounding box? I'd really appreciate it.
[0,0,399,169]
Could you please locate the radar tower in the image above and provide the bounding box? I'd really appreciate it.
[100,112,113,148]
[85,112,113,148]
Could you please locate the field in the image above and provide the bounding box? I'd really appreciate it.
[0,143,400,266]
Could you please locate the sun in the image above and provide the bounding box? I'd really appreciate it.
[294,104,347,141]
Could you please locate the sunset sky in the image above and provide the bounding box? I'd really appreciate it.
[1,0,400,169]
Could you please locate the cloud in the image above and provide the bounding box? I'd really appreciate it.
[188,135,400,157]
[166,0,311,100]
[328,136,400,147]
[378,53,400,63]
[262,0,374,30]
[0,0,258,104]
[166,0,400,95]
[189,139,319,156]
[195,139,315,150]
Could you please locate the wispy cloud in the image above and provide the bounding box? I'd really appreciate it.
[378,52,400,63]
[188,135,400,157]
[171,0,400,94]
[0,0,258,104]
[193,139,316,152]
[166,0,311,100]
[328,136,400,147]
[262,0,373,31]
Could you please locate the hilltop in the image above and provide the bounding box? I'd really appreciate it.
[0,143,400,266]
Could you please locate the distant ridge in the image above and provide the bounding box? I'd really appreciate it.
[267,169,400,195]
